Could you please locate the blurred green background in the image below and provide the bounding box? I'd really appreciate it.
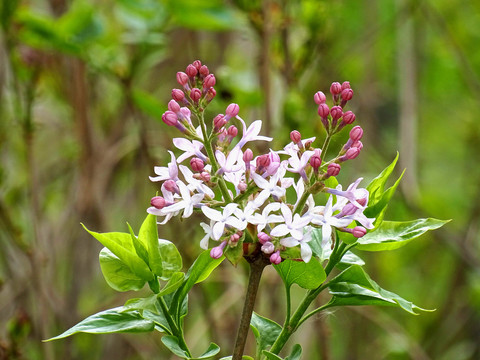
[0,0,479,359]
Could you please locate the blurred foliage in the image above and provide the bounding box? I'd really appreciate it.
[0,0,479,359]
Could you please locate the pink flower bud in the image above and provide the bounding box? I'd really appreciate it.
[190,157,205,172]
[162,111,178,126]
[230,233,240,243]
[176,72,188,86]
[203,74,216,89]
[192,60,202,70]
[256,154,271,171]
[330,82,342,95]
[349,126,363,141]
[327,163,341,177]
[352,226,367,238]
[172,89,185,102]
[310,155,322,170]
[342,111,356,125]
[318,103,330,118]
[213,114,227,130]
[261,241,275,254]
[258,232,271,245]
[164,180,179,194]
[190,88,202,102]
[206,87,216,102]
[238,181,247,192]
[341,81,351,90]
[314,91,327,105]
[290,130,302,144]
[186,64,198,78]
[199,65,209,76]
[168,100,181,113]
[270,251,282,265]
[227,125,238,138]
[225,103,240,118]
[151,196,166,209]
[210,241,227,259]
[330,106,343,121]
[243,149,253,162]
[200,171,211,182]
[345,147,360,160]
[341,88,353,101]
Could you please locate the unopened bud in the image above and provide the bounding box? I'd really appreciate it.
[176,72,189,86]
[330,82,342,95]
[256,154,271,171]
[310,155,322,170]
[345,147,361,160]
[290,130,302,144]
[190,158,205,173]
[168,100,181,113]
[349,126,363,141]
[327,163,341,177]
[330,106,343,121]
[200,171,211,182]
[164,180,179,194]
[227,125,238,138]
[172,89,185,102]
[225,103,240,118]
[230,233,240,243]
[192,60,202,70]
[341,88,353,101]
[270,251,282,265]
[318,103,330,118]
[238,181,247,192]
[186,64,198,78]
[162,111,178,126]
[203,74,216,89]
[151,196,166,209]
[258,232,272,245]
[342,111,356,125]
[341,81,351,90]
[352,140,363,151]
[243,149,253,163]
[314,91,327,105]
[199,65,209,76]
[190,88,202,102]
[213,114,227,131]
[261,241,275,254]
[206,87,216,102]
[352,226,367,238]
[210,241,227,259]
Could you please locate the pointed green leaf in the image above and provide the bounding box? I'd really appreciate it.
[274,258,326,290]
[138,214,164,276]
[224,241,244,266]
[250,312,282,355]
[327,265,430,314]
[356,218,450,251]
[127,223,149,265]
[83,225,154,281]
[263,351,283,360]
[46,307,155,341]
[99,248,146,292]
[157,239,183,280]
[158,272,185,296]
[366,153,399,204]
[122,295,172,334]
[194,343,221,359]
[286,344,302,360]
[161,335,189,358]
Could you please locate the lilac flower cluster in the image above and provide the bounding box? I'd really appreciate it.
[148,61,375,264]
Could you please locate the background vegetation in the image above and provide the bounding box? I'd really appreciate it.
[0,0,479,359]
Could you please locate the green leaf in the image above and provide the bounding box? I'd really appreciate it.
[122,295,172,334]
[327,265,430,314]
[138,214,163,276]
[286,344,302,360]
[157,239,183,280]
[83,225,154,281]
[194,343,221,359]
[337,251,365,270]
[356,218,450,251]
[46,307,155,341]
[158,272,185,296]
[274,258,326,290]
[250,312,282,356]
[99,248,146,292]
[366,153,399,204]
[219,357,254,360]
[127,223,149,266]
[263,351,283,360]
[224,241,244,266]
[161,335,189,358]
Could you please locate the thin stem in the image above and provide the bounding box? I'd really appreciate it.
[158,297,192,357]
[285,286,292,325]
[232,255,269,360]
[297,301,333,329]
[293,190,310,215]
[321,133,333,158]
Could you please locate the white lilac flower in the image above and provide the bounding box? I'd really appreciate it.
[216,147,243,175]
[201,203,244,240]
[270,203,312,240]
[150,151,179,182]
[162,181,204,218]
[239,201,283,232]
[327,177,369,209]
[173,138,207,163]
[280,136,316,154]
[199,221,215,249]
[147,186,178,224]
[179,164,215,198]
[310,196,352,246]
[286,150,315,181]
[250,165,292,208]
[280,227,314,263]
[235,117,273,149]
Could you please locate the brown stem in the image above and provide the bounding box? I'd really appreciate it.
[232,255,269,360]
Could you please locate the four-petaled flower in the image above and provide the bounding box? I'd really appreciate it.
[201,203,245,240]
[270,204,312,240]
